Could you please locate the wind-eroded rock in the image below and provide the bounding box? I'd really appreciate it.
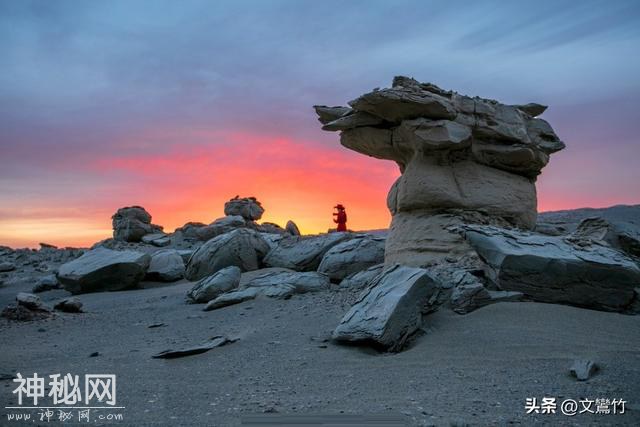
[315,76,565,266]
[112,206,163,242]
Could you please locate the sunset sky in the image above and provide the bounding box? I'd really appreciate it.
[1,0,639,248]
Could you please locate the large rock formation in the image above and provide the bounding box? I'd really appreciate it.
[112,206,163,242]
[315,76,564,266]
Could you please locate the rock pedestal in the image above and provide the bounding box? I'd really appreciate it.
[315,76,564,266]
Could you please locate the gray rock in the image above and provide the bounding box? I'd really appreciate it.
[514,103,547,117]
[54,297,83,313]
[339,264,384,290]
[239,267,294,287]
[0,262,16,272]
[16,292,47,311]
[241,270,330,294]
[224,196,265,221]
[570,359,598,381]
[152,336,236,359]
[141,233,171,247]
[316,76,565,267]
[332,265,440,351]
[177,249,195,263]
[450,283,491,315]
[112,206,163,242]
[184,229,270,281]
[187,266,241,303]
[57,247,150,294]
[463,225,640,312]
[568,216,640,258]
[204,284,296,311]
[32,274,61,293]
[285,220,301,236]
[263,232,354,271]
[146,249,185,282]
[322,111,384,131]
[313,105,352,124]
[318,235,386,281]
[174,216,247,242]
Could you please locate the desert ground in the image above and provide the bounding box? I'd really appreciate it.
[1,270,639,426]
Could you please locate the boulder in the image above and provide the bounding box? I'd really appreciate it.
[316,76,565,266]
[263,233,354,271]
[187,266,241,303]
[184,229,270,281]
[570,360,598,381]
[112,206,163,242]
[332,265,440,351]
[54,297,83,313]
[285,220,301,236]
[204,285,295,311]
[174,216,247,242]
[339,264,384,290]
[463,225,640,313]
[16,292,47,311]
[141,233,171,247]
[0,262,16,272]
[32,274,61,293]
[568,216,640,258]
[224,196,264,221]
[239,267,294,287]
[57,248,150,294]
[146,249,185,282]
[318,235,386,281]
[241,270,330,294]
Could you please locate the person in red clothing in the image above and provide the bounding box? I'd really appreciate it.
[333,204,347,232]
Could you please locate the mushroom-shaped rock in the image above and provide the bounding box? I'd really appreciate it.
[315,76,565,266]
[112,206,163,242]
[224,196,265,221]
[184,229,270,281]
[57,248,150,294]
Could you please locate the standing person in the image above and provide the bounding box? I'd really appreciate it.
[333,204,347,232]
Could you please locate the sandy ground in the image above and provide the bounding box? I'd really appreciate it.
[1,277,639,426]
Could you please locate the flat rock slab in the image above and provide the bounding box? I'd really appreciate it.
[152,336,237,359]
[241,270,330,294]
[463,225,640,313]
[333,265,440,352]
[57,247,150,294]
